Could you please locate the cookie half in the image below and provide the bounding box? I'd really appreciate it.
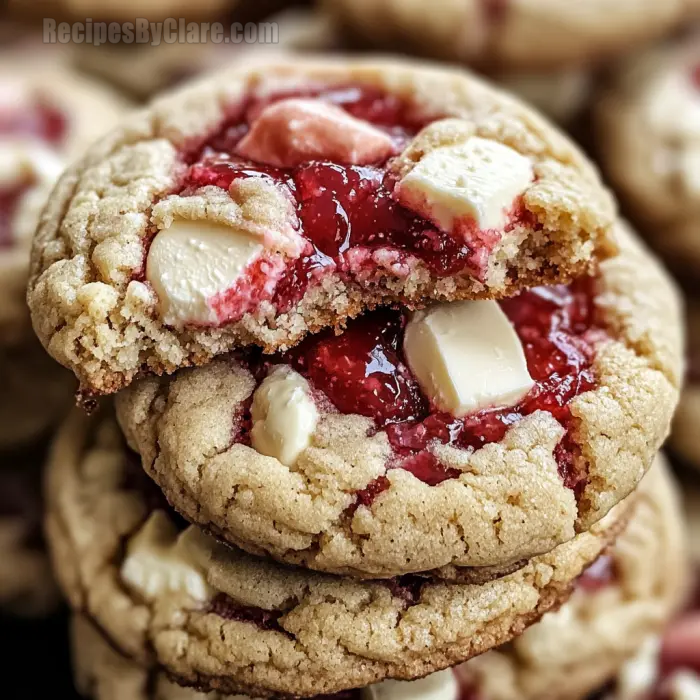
[322,0,688,72]
[46,408,632,697]
[28,57,616,396]
[115,220,682,579]
[0,54,127,345]
[594,35,700,276]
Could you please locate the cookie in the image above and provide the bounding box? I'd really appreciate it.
[604,583,700,699]
[494,68,593,125]
[594,35,700,276]
[67,454,686,700]
[670,299,700,471]
[45,407,632,698]
[322,0,687,72]
[461,454,688,700]
[0,339,74,448]
[73,11,336,100]
[0,456,59,616]
[27,57,617,397]
[115,220,682,579]
[0,54,127,344]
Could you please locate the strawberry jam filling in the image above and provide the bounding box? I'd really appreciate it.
[0,98,67,248]
[242,278,600,499]
[172,85,536,320]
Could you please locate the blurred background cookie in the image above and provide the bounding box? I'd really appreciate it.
[594,34,700,277]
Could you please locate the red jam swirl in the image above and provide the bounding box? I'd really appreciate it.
[176,85,536,317]
[0,98,67,146]
[243,279,600,498]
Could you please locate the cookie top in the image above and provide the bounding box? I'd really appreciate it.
[0,56,127,344]
[461,454,688,700]
[115,220,682,579]
[45,407,631,697]
[595,35,700,274]
[27,57,616,396]
[322,0,688,72]
[68,455,688,700]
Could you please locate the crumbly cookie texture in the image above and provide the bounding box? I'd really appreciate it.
[28,57,616,396]
[322,0,687,72]
[115,220,682,579]
[461,455,688,700]
[0,58,127,344]
[595,36,700,274]
[67,456,688,700]
[46,408,632,698]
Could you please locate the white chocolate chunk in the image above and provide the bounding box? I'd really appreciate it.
[236,97,396,168]
[147,218,263,326]
[668,671,700,700]
[120,512,215,603]
[251,365,318,466]
[396,136,533,232]
[404,300,534,416]
[616,636,661,700]
[363,669,459,700]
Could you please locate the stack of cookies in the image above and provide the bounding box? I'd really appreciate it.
[28,58,690,699]
[0,51,126,617]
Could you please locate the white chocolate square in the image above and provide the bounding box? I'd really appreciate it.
[236,97,396,168]
[403,299,534,417]
[146,218,263,327]
[668,671,700,700]
[120,512,215,603]
[396,136,533,232]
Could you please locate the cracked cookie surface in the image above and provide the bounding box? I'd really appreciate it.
[46,408,632,698]
[115,221,682,579]
[28,57,616,397]
[68,455,687,700]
